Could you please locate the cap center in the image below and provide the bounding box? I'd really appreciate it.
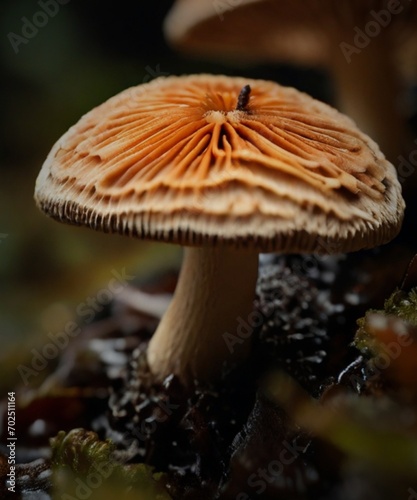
[204,84,252,124]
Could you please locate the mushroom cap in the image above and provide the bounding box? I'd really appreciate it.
[35,74,404,253]
[164,0,417,78]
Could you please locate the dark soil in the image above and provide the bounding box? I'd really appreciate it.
[2,245,417,499]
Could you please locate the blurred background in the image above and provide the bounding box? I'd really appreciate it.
[0,0,416,376]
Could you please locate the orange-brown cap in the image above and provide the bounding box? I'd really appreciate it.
[35,74,404,253]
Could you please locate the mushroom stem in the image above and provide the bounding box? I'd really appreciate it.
[146,245,259,387]
[330,32,410,163]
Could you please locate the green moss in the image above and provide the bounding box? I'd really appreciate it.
[354,288,417,356]
[51,429,114,474]
[384,289,417,325]
[50,429,171,500]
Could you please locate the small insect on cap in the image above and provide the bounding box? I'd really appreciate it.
[35,74,404,253]
[236,84,251,111]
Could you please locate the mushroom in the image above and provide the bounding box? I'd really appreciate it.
[35,74,404,387]
[164,0,417,162]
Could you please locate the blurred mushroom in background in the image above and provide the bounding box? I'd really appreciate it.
[164,0,417,165]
